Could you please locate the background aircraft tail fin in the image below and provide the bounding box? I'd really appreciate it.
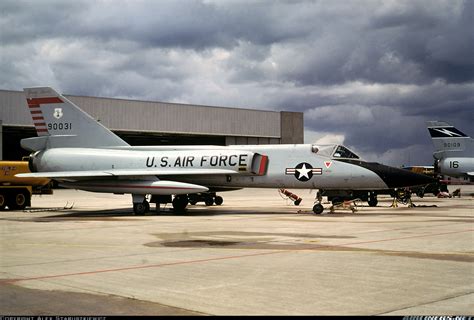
[426,121,471,157]
[24,87,129,148]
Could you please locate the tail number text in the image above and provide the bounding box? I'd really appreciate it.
[48,122,72,131]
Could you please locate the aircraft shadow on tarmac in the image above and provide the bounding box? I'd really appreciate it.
[19,196,461,220]
[25,206,301,220]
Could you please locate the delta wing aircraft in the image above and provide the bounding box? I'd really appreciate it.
[17,87,435,214]
[427,121,474,180]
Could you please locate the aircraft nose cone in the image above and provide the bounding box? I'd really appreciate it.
[370,163,437,188]
[359,162,437,188]
[335,159,437,188]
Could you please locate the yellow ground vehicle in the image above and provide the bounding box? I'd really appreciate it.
[0,160,52,210]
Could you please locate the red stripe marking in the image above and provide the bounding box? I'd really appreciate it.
[32,116,44,120]
[2,251,280,284]
[259,155,268,175]
[84,184,199,190]
[27,97,63,104]
[36,129,48,133]
[30,110,42,114]
[28,104,40,109]
[3,228,472,284]
[34,122,46,127]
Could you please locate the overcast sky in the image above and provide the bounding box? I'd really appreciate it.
[1,0,473,166]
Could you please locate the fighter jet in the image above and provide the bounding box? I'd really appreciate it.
[17,87,435,214]
[427,121,474,180]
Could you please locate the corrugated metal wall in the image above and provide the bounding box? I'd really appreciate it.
[0,90,32,125]
[0,90,281,138]
[1,89,305,159]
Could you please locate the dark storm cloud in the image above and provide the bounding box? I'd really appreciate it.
[1,0,473,166]
[369,1,474,84]
[1,0,313,49]
[267,1,474,86]
[0,0,85,44]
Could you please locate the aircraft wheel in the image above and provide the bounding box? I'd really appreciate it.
[173,195,188,212]
[214,196,223,206]
[205,198,214,206]
[188,194,198,205]
[368,194,378,207]
[367,192,378,207]
[368,199,378,207]
[133,202,148,215]
[313,203,324,214]
[0,193,6,210]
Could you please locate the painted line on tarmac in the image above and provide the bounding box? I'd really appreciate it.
[338,228,474,248]
[1,250,282,284]
[2,228,472,284]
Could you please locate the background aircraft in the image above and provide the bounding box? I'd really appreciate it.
[17,87,434,214]
[427,121,474,181]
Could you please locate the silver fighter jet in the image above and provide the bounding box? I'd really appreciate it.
[427,121,474,180]
[17,87,435,214]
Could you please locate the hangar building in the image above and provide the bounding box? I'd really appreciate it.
[0,89,304,160]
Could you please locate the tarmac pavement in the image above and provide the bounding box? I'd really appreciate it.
[0,186,473,315]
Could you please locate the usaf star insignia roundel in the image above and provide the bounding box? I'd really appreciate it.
[285,162,323,182]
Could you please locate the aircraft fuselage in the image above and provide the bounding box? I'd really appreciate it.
[437,157,474,178]
[29,144,433,192]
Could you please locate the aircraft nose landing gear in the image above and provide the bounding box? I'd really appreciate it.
[312,203,324,214]
[312,191,325,214]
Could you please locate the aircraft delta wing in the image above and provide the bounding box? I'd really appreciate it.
[427,121,474,179]
[17,87,435,214]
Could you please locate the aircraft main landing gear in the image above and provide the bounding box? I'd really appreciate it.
[368,192,378,207]
[172,195,189,212]
[132,194,150,215]
[188,192,223,206]
[133,201,150,215]
[132,192,224,215]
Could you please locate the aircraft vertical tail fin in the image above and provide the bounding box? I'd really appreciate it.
[23,87,129,149]
[426,121,471,158]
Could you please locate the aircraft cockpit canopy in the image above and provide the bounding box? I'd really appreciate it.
[332,145,359,159]
[311,144,360,159]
